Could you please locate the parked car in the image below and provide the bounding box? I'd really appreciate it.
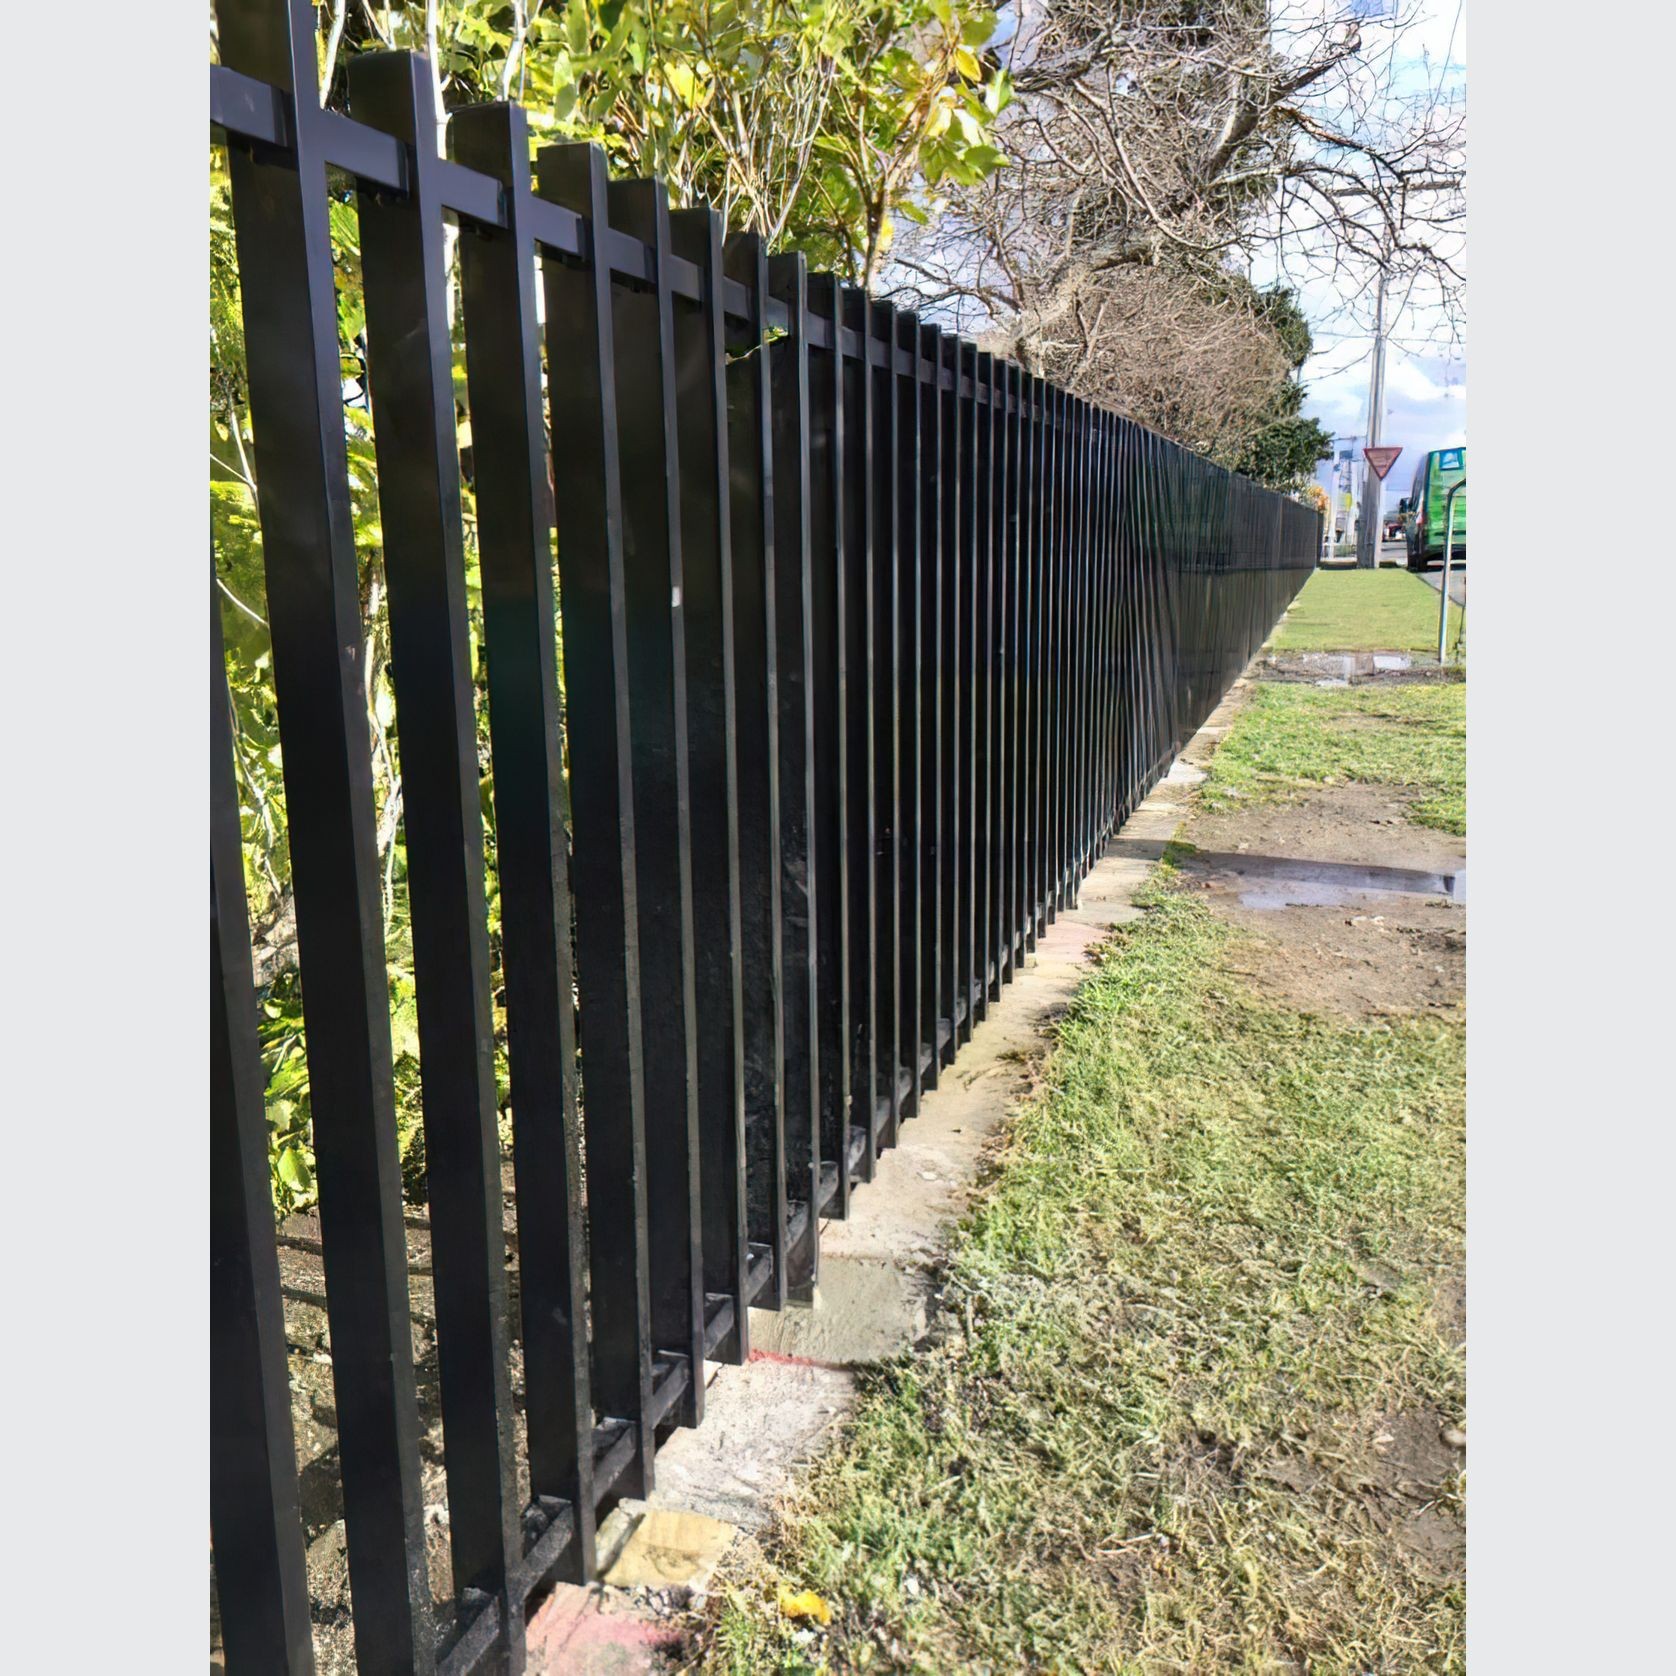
[1402,446,1467,571]
[1382,513,1404,541]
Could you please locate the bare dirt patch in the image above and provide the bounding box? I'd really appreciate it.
[1185,780,1464,874]
[1356,1408,1466,1583]
[1183,876,1464,1017]
[1176,779,1465,1018]
[1434,1272,1467,1344]
[1255,650,1464,686]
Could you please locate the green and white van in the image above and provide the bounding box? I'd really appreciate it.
[1401,446,1466,571]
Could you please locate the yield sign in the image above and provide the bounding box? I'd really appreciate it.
[1363,445,1403,480]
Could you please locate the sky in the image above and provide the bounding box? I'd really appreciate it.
[903,1,1467,521]
[1259,1,1468,519]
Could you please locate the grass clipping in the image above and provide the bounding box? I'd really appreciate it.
[701,886,1465,1674]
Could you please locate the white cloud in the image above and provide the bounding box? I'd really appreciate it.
[1387,359,1465,405]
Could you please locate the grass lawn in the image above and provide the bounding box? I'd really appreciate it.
[1272,569,1463,654]
[1201,683,1466,835]
[694,643,1469,1676]
[702,886,1465,1674]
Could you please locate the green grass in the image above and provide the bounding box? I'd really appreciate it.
[699,884,1466,1675]
[1201,682,1466,835]
[1272,569,1463,654]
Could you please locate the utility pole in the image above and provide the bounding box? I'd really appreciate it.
[1355,265,1390,569]
[1357,187,1406,570]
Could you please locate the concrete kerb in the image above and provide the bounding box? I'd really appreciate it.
[528,679,1262,1668]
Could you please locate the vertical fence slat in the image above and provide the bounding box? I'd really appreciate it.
[972,354,995,1013]
[211,578,316,1676]
[769,254,823,1292]
[840,286,878,1184]
[1057,389,1077,910]
[1092,407,1110,846]
[985,358,1004,995]
[1118,417,1137,823]
[918,323,943,1091]
[1092,406,1104,858]
[607,177,705,1426]
[1064,393,1079,891]
[1015,369,1036,957]
[1078,396,1094,888]
[352,60,525,1646]
[1028,376,1048,942]
[1059,392,1077,900]
[999,363,1019,981]
[215,4,435,1665]
[1036,383,1053,930]
[939,336,962,1062]
[452,99,597,1584]
[537,142,655,1505]
[956,341,978,1040]
[807,274,852,1216]
[669,205,750,1363]
[871,301,902,1148]
[721,233,788,1311]
[1107,416,1121,824]
[895,311,923,1118]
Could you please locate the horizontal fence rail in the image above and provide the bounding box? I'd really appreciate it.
[208,4,1320,1669]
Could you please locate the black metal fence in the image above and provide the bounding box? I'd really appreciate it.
[209,4,1319,1669]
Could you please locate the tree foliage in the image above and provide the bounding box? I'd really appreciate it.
[313,0,1008,283]
[1226,284,1333,491]
[889,0,1459,481]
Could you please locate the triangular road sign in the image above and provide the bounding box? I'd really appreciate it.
[1363,445,1403,480]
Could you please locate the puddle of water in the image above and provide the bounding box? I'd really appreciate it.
[1239,881,1432,912]
[1191,850,1466,911]
[1260,650,1446,686]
